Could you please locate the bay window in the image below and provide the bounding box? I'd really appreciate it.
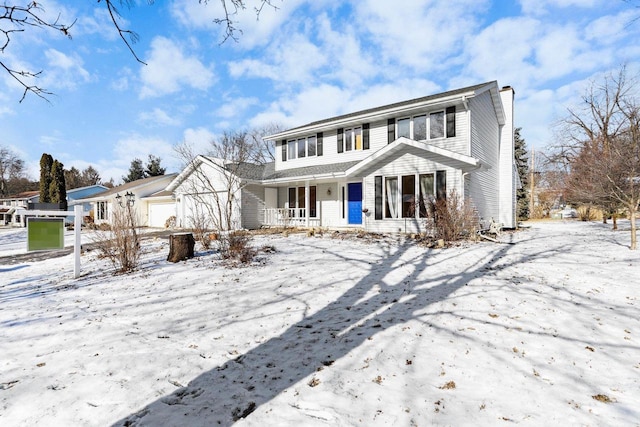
[375,171,446,220]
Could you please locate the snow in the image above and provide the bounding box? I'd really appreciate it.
[0,221,638,426]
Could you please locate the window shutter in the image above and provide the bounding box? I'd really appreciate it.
[436,170,447,200]
[317,132,323,156]
[387,119,395,144]
[363,123,370,150]
[374,176,382,220]
[281,139,287,162]
[446,106,456,138]
[337,128,344,153]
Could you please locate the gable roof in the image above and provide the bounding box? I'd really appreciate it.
[78,174,177,201]
[266,81,499,140]
[346,137,481,177]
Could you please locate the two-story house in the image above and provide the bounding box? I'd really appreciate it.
[170,81,516,233]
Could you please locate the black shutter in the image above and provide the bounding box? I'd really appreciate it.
[363,123,370,150]
[374,176,382,220]
[281,139,287,162]
[436,170,447,200]
[337,128,344,153]
[317,132,323,156]
[446,106,456,138]
[387,119,395,144]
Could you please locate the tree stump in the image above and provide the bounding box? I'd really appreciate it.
[167,233,195,263]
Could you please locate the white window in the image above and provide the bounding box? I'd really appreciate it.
[288,140,297,160]
[413,115,427,140]
[430,111,445,139]
[344,127,363,151]
[97,201,108,220]
[298,138,306,158]
[397,118,411,139]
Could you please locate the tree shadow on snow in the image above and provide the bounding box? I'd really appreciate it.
[114,234,555,426]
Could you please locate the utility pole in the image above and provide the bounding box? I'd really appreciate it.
[529,148,535,218]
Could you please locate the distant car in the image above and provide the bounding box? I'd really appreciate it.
[560,208,577,219]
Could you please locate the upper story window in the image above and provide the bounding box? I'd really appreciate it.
[344,127,363,151]
[389,106,456,143]
[397,118,410,139]
[430,111,445,139]
[282,134,323,162]
[338,125,369,153]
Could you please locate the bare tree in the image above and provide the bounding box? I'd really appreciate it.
[247,122,284,164]
[93,200,140,273]
[1,0,281,102]
[560,67,640,249]
[0,145,25,196]
[174,129,269,259]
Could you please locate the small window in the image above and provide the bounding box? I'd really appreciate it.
[430,111,445,139]
[385,177,398,218]
[298,138,306,158]
[288,140,297,160]
[419,173,435,217]
[308,135,317,156]
[402,175,415,218]
[345,128,353,151]
[413,115,427,140]
[397,118,410,139]
[354,127,362,150]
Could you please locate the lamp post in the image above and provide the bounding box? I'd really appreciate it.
[115,191,135,207]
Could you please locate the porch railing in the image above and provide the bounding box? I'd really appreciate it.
[262,208,320,227]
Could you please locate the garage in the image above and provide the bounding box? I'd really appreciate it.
[148,202,175,228]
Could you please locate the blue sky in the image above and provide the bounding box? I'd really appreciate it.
[2,0,639,184]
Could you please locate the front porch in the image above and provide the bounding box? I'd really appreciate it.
[261,208,322,228]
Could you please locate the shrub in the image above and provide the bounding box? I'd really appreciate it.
[425,190,480,242]
[219,231,256,264]
[93,205,140,273]
[164,215,176,228]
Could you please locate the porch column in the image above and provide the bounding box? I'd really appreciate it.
[305,180,310,227]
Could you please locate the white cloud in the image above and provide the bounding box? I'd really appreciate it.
[76,8,121,41]
[108,133,179,182]
[519,0,600,16]
[250,79,441,129]
[229,32,326,84]
[354,0,488,71]
[42,49,92,90]
[139,37,215,98]
[138,108,182,127]
[170,0,307,49]
[215,96,259,119]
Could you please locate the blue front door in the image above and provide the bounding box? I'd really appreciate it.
[347,183,363,225]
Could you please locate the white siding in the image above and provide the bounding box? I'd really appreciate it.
[275,106,470,171]
[241,184,265,229]
[174,161,242,230]
[361,152,462,234]
[468,90,500,224]
[499,88,516,228]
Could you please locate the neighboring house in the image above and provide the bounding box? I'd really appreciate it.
[172,81,516,233]
[0,191,39,227]
[79,174,177,228]
[66,184,109,223]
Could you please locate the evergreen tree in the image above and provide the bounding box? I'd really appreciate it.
[49,160,67,209]
[514,128,530,220]
[81,166,101,186]
[123,158,145,183]
[64,166,82,190]
[145,155,166,177]
[39,153,53,203]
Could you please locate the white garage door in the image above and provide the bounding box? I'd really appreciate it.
[148,202,175,228]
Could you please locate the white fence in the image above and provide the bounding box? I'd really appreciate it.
[262,208,321,227]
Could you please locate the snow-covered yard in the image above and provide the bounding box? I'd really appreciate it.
[0,221,638,426]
